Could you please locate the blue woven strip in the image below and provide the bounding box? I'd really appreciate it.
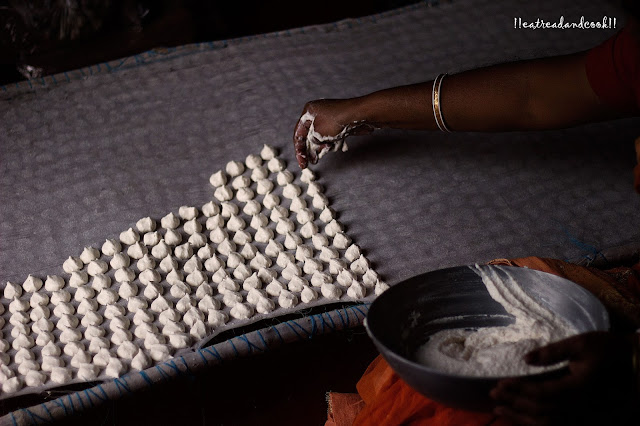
[86,387,107,402]
[256,331,269,350]
[290,320,311,338]
[342,307,352,327]
[180,356,194,375]
[75,392,86,411]
[139,370,154,387]
[66,394,75,414]
[113,377,132,395]
[197,349,208,365]
[237,334,264,353]
[310,315,318,336]
[40,403,54,421]
[283,321,304,340]
[83,390,95,408]
[23,407,47,425]
[326,312,337,331]
[270,325,284,344]
[350,304,368,318]
[229,339,240,357]
[155,365,171,381]
[335,309,347,328]
[97,385,108,400]
[165,359,182,375]
[202,346,222,362]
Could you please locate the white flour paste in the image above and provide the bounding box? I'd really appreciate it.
[415,265,577,377]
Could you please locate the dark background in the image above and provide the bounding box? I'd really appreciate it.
[0,0,420,85]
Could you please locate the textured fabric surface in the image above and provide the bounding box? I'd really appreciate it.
[1,0,639,301]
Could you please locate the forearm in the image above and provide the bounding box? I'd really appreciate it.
[346,52,620,132]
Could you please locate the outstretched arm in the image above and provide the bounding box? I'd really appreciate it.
[293,51,626,168]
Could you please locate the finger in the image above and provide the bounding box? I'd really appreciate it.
[313,141,334,159]
[348,123,375,136]
[293,119,312,169]
[526,335,585,366]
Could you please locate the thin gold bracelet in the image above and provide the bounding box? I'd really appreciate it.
[432,73,451,132]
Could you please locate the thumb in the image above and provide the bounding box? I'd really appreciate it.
[525,335,585,366]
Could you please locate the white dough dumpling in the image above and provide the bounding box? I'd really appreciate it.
[267,158,285,173]
[214,185,234,202]
[80,247,100,264]
[221,202,239,217]
[161,212,180,229]
[23,275,43,292]
[276,170,294,186]
[102,239,122,256]
[321,283,342,300]
[256,179,274,195]
[226,160,245,177]
[179,206,199,221]
[300,168,316,183]
[44,275,65,291]
[262,193,280,209]
[251,166,269,182]
[209,170,227,187]
[282,184,301,199]
[230,303,254,320]
[63,256,83,273]
[143,231,161,247]
[245,154,262,169]
[260,144,278,160]
[236,187,255,202]
[202,201,220,217]
[119,228,140,245]
[136,217,156,233]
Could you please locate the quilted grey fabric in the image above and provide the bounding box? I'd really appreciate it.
[1,0,638,290]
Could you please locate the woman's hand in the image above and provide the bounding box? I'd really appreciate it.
[293,99,374,169]
[490,331,638,425]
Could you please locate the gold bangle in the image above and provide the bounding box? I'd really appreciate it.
[432,73,451,132]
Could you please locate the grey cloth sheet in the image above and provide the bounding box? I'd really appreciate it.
[1,0,639,296]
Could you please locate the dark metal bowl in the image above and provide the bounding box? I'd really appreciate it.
[364,264,609,412]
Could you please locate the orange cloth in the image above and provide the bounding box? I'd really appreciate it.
[327,257,640,425]
[352,356,511,426]
[325,356,511,426]
[326,393,366,426]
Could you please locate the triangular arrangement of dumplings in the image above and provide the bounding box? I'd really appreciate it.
[0,145,387,397]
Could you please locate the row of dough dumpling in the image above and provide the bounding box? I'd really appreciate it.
[0,145,388,395]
